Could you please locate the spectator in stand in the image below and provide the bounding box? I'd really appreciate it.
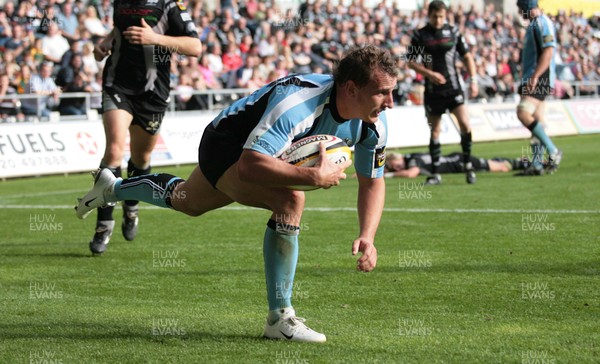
[221,41,243,73]
[0,71,24,122]
[21,62,61,118]
[260,33,280,58]
[576,60,599,95]
[4,23,29,61]
[2,1,17,23]
[83,5,108,39]
[232,16,251,44]
[176,72,209,110]
[36,4,59,36]
[56,52,84,88]
[474,61,497,100]
[239,33,253,55]
[15,64,32,95]
[81,41,99,76]
[290,41,312,74]
[59,39,82,69]
[272,56,290,79]
[59,71,92,116]
[3,59,21,87]
[198,54,222,89]
[29,37,46,66]
[0,9,13,48]
[57,1,80,42]
[246,65,265,90]
[95,0,114,26]
[497,72,517,100]
[240,0,258,21]
[235,53,259,88]
[205,42,224,82]
[41,22,70,64]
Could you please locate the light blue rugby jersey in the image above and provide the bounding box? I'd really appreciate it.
[211,73,388,178]
[522,14,556,88]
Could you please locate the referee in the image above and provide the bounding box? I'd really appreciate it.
[407,0,478,185]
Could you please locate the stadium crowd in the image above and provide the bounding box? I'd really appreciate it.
[0,0,599,121]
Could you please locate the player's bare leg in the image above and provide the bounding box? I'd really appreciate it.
[90,109,132,254]
[122,124,159,241]
[517,96,561,174]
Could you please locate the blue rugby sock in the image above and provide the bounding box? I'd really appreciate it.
[264,219,299,316]
[528,121,557,155]
[125,159,151,207]
[115,174,184,208]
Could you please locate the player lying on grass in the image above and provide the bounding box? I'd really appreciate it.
[75,44,398,343]
[381,152,526,179]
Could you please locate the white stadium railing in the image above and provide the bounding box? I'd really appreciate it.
[1,81,599,123]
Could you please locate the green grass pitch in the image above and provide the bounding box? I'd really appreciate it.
[0,134,598,363]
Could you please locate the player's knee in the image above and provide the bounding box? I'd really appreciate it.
[517,100,536,117]
[272,189,305,215]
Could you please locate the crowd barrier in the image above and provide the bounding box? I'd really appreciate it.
[0,98,597,179]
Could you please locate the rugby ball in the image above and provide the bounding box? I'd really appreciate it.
[281,134,352,191]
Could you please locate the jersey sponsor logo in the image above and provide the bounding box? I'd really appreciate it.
[442,29,451,37]
[285,135,329,154]
[180,12,191,22]
[375,147,386,168]
[454,94,464,103]
[146,0,159,5]
[424,37,453,47]
[113,93,122,103]
[255,138,276,155]
[119,8,154,16]
[176,1,187,10]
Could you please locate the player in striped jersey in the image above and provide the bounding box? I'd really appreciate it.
[76,45,398,342]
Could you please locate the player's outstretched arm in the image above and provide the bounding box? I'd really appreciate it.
[352,174,385,272]
[122,19,202,57]
[238,143,351,189]
[407,61,446,85]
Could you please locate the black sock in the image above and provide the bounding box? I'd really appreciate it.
[429,138,441,174]
[526,120,539,132]
[460,132,472,165]
[125,159,151,207]
[97,164,121,221]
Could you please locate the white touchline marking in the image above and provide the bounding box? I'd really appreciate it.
[0,205,598,214]
[0,189,89,199]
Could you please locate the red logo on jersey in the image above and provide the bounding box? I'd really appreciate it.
[119,8,154,16]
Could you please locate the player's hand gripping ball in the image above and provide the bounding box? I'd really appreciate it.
[280,135,351,191]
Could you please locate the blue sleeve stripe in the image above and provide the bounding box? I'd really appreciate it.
[540,16,556,47]
[243,83,333,151]
[273,98,329,157]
